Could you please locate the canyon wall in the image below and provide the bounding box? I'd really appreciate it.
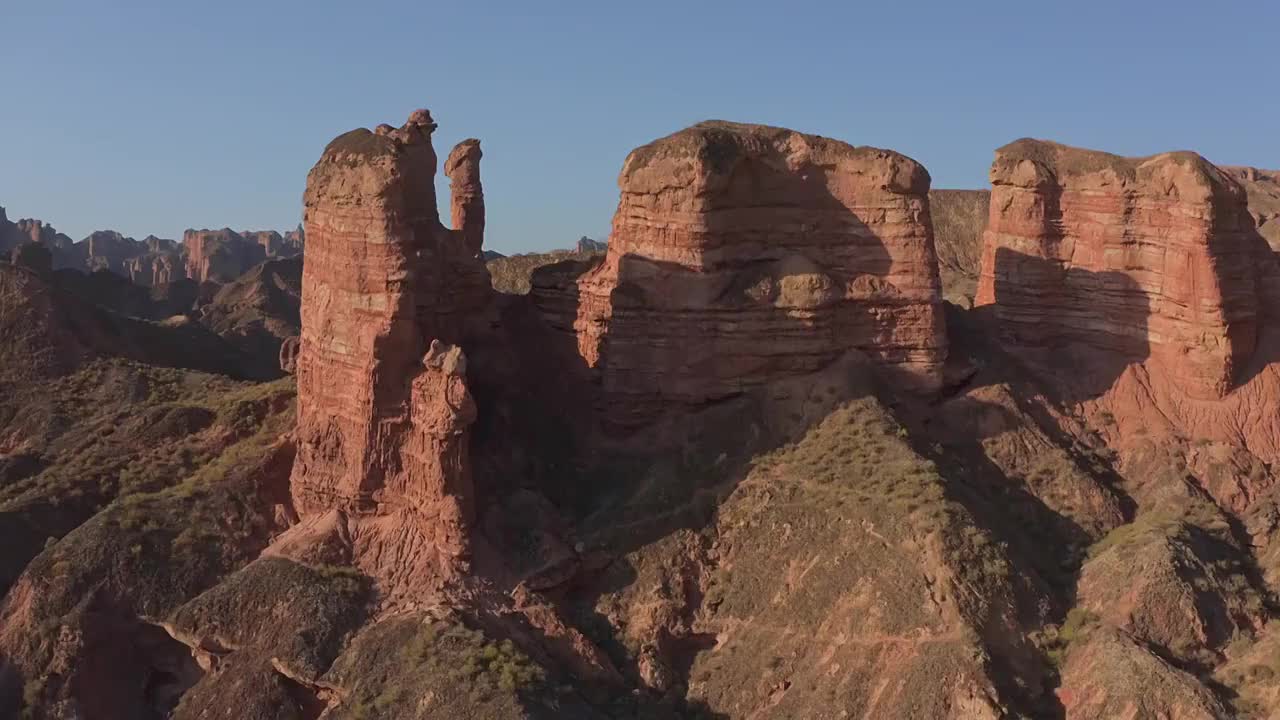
[286,110,491,581]
[561,121,947,426]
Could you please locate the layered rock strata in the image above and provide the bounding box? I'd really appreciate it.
[286,110,491,579]
[976,139,1274,400]
[561,121,947,425]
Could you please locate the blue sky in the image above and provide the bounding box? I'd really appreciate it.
[2,0,1276,254]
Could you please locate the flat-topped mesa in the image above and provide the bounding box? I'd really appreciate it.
[975,139,1273,399]
[566,120,947,425]
[288,109,490,576]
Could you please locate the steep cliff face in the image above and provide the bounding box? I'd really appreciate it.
[285,110,491,586]
[183,228,268,283]
[122,250,183,286]
[560,121,947,426]
[976,139,1273,401]
[0,210,73,261]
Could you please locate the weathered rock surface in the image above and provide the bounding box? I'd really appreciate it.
[576,236,607,253]
[286,110,492,586]
[122,248,184,286]
[1226,165,1280,251]
[444,138,484,255]
[976,139,1274,401]
[196,256,302,379]
[183,228,268,283]
[0,209,74,262]
[556,121,947,425]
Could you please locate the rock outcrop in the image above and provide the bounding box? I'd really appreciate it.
[576,236,607,253]
[286,110,491,585]
[444,138,484,256]
[557,121,947,425]
[79,230,143,275]
[976,139,1275,400]
[183,228,268,283]
[1225,165,1280,251]
[123,249,184,286]
[0,209,73,261]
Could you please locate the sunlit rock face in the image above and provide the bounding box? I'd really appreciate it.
[565,120,947,427]
[286,109,491,584]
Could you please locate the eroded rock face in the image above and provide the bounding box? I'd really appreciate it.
[287,110,491,583]
[1225,165,1280,251]
[444,138,484,256]
[560,121,947,426]
[123,250,184,287]
[976,139,1274,400]
[183,228,268,283]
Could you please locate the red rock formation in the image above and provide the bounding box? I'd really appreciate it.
[81,230,143,275]
[561,121,947,425]
[974,139,1280,504]
[976,139,1273,401]
[123,251,184,287]
[286,109,492,584]
[284,224,305,254]
[184,228,268,283]
[444,139,484,255]
[1224,165,1280,250]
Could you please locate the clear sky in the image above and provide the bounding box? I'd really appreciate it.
[2,0,1277,254]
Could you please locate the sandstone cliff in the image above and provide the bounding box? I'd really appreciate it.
[285,110,492,587]
[976,139,1274,401]
[555,121,947,426]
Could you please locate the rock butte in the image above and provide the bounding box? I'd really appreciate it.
[283,109,491,585]
[976,138,1278,401]
[546,120,947,426]
[183,228,268,283]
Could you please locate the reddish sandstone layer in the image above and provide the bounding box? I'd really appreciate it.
[976,139,1273,400]
[286,110,491,580]
[567,121,946,425]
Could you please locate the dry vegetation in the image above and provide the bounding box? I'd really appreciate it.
[929,189,990,305]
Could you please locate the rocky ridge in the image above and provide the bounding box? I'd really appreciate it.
[5,115,1280,720]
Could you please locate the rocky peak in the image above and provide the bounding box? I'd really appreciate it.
[445,138,484,255]
[284,108,492,588]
